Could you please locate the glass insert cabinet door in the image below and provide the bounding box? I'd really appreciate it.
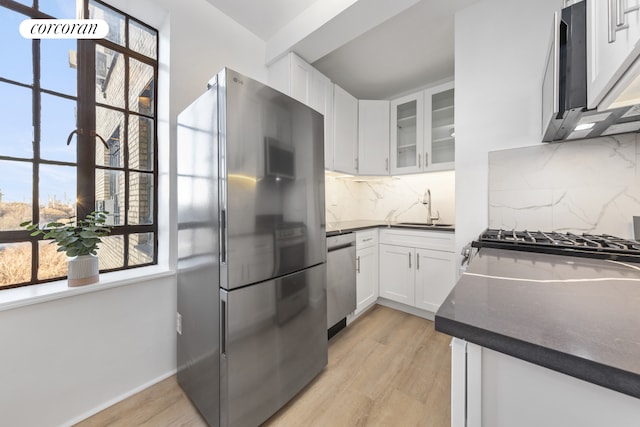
[390,92,424,174]
[427,83,455,169]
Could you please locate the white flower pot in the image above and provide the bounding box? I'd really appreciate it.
[67,254,99,287]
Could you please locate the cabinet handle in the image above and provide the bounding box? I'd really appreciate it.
[425,153,428,167]
[418,154,421,168]
[363,237,372,242]
[609,0,640,43]
[354,158,359,171]
[356,256,361,273]
[417,253,420,270]
[385,158,389,171]
[408,252,412,268]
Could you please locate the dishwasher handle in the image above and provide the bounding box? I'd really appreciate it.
[327,232,356,252]
[328,242,355,252]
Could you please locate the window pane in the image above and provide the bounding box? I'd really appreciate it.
[97,235,124,269]
[129,232,153,265]
[0,82,33,159]
[89,0,125,46]
[0,8,32,85]
[129,59,154,115]
[129,116,154,171]
[0,160,32,230]
[41,93,77,162]
[96,169,124,226]
[96,45,125,108]
[128,172,153,225]
[0,242,31,287]
[41,39,78,96]
[95,106,124,166]
[39,164,76,225]
[129,20,157,59]
[38,240,67,281]
[39,0,78,18]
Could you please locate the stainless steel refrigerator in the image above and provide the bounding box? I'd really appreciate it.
[176,68,327,427]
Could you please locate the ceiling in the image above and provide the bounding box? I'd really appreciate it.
[205,0,480,99]
[204,0,320,40]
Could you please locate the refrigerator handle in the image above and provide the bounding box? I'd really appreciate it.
[220,297,227,357]
[221,209,227,263]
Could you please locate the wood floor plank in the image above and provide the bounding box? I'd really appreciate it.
[75,305,451,427]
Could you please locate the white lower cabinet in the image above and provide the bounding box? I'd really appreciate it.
[379,244,415,305]
[379,229,455,314]
[414,248,456,312]
[451,338,640,427]
[354,230,379,317]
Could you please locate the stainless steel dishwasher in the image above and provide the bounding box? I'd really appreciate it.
[326,232,356,338]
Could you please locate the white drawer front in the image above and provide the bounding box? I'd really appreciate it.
[379,228,454,252]
[356,229,378,249]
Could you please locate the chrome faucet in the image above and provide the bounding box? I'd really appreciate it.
[422,188,440,225]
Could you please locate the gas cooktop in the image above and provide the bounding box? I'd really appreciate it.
[472,229,640,263]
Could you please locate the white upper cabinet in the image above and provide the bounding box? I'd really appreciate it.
[390,82,455,175]
[310,71,335,170]
[358,100,390,175]
[290,54,312,104]
[333,84,359,174]
[587,0,640,109]
[268,52,311,104]
[390,92,424,174]
[268,52,334,170]
[424,82,455,171]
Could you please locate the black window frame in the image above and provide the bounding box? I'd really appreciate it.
[0,0,159,289]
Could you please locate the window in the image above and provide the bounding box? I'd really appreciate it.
[0,0,158,289]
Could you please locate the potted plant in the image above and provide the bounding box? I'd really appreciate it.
[21,211,113,287]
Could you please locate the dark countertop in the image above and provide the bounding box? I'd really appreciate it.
[326,220,455,236]
[435,248,640,399]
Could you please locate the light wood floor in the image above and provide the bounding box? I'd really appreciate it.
[75,305,451,427]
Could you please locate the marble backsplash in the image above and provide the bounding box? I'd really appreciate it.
[489,133,640,238]
[325,171,455,227]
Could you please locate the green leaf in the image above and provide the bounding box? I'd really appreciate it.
[20,209,113,257]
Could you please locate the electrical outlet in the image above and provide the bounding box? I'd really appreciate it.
[176,312,182,335]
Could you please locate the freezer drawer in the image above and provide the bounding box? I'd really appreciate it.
[220,264,327,427]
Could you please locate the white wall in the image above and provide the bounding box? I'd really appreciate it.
[0,0,268,425]
[454,0,563,259]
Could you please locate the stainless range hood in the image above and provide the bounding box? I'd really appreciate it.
[542,1,640,142]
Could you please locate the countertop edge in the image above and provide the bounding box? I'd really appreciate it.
[326,222,455,236]
[434,314,640,400]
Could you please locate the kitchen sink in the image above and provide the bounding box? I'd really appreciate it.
[397,222,453,227]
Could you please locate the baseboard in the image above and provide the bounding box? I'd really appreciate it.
[376,298,435,321]
[62,369,177,427]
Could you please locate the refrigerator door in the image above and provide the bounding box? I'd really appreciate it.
[219,69,326,290]
[220,264,327,427]
[177,85,220,426]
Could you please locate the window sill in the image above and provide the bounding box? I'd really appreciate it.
[0,266,175,313]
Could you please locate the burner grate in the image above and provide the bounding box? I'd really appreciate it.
[474,229,640,262]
